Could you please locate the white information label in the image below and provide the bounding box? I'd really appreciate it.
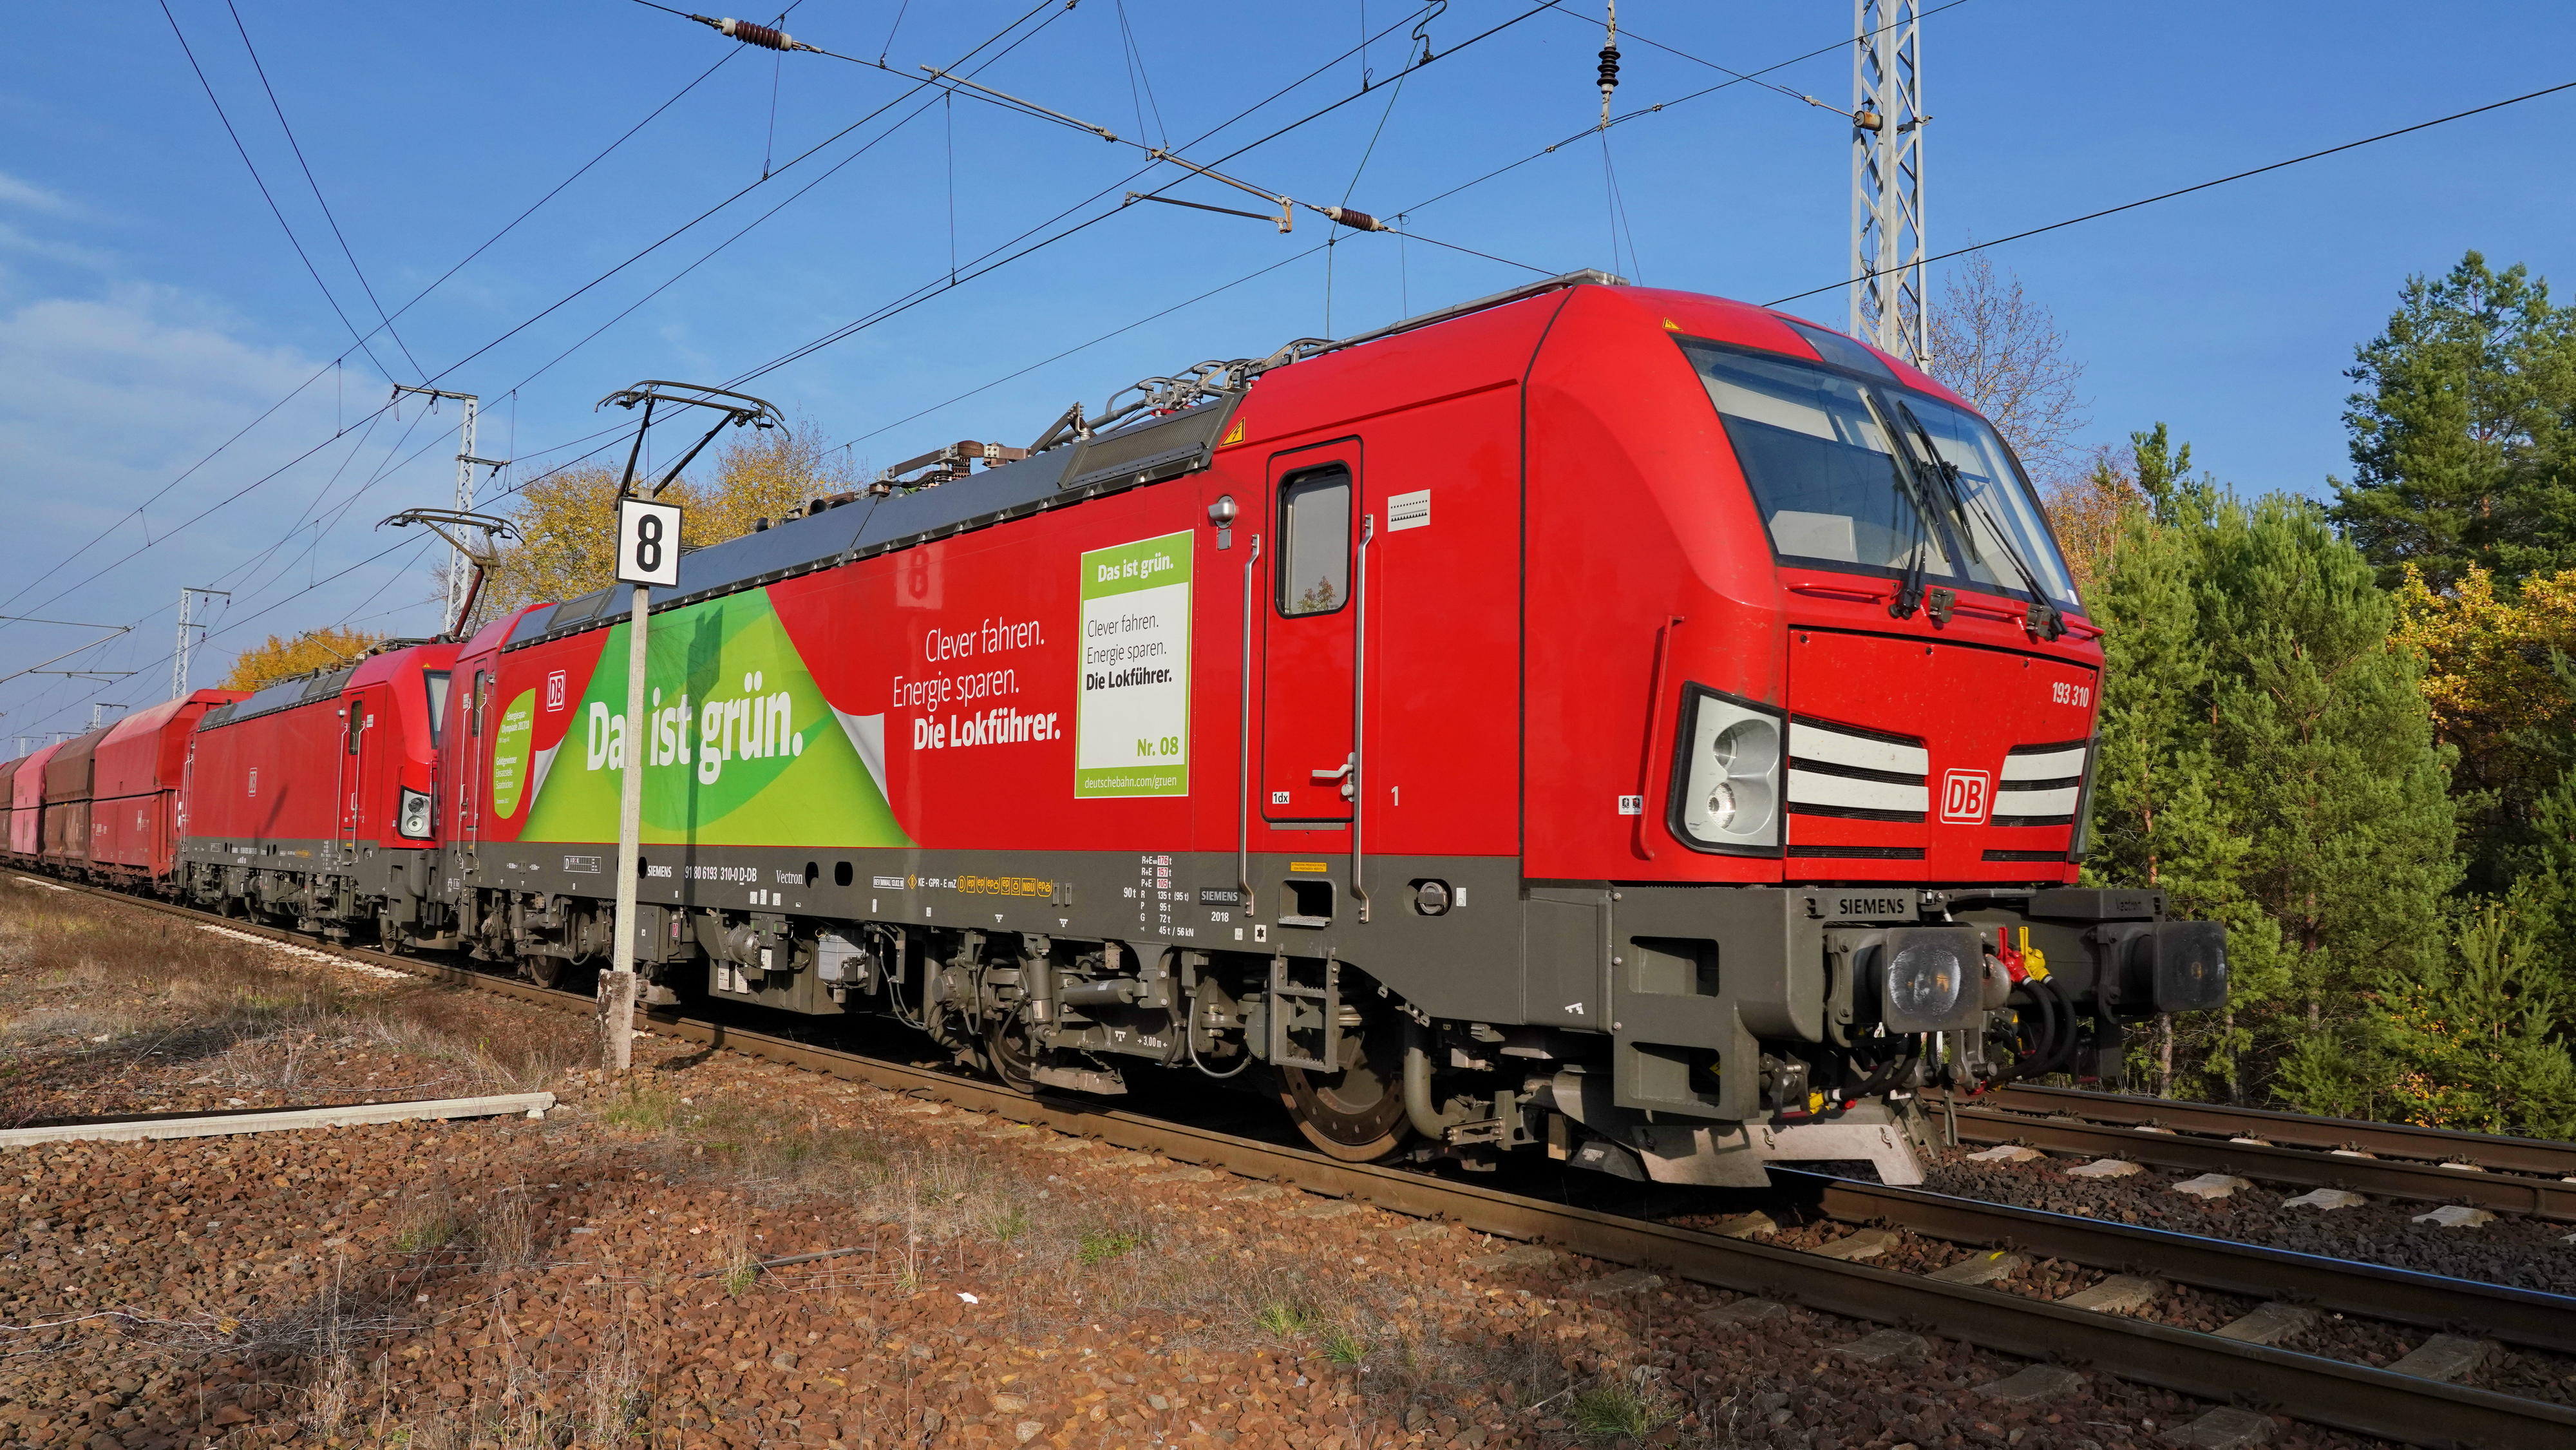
[1075,531,1193,797]
[1386,488,1432,531]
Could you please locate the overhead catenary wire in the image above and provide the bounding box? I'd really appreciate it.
[637,0,1553,240]
[22,2,1544,716]
[0,37,757,629]
[472,5,1085,416]
[155,1,404,385]
[1323,65,1412,336]
[788,2,1628,459]
[1111,0,1170,149]
[221,0,424,382]
[791,5,1900,465]
[1540,0,1864,119]
[4,1,1050,645]
[424,0,1065,391]
[713,5,1563,386]
[778,0,2061,466]
[1766,75,2576,309]
[1400,0,1978,219]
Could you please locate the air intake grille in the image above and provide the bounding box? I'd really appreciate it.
[1993,739,2087,826]
[1786,716,1927,823]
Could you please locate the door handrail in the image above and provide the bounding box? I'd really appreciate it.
[1237,533,1262,917]
[1351,512,1375,923]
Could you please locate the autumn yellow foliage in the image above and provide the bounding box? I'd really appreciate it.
[469,422,855,626]
[2391,562,2576,793]
[2038,448,2147,599]
[219,626,383,691]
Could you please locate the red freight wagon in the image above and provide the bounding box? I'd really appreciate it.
[6,742,58,859]
[85,691,244,886]
[39,726,110,868]
[178,643,455,937]
[408,272,2224,1186]
[0,758,16,861]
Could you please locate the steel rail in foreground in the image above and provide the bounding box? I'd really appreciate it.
[1790,1170,2576,1355]
[1975,1082,2576,1178]
[23,876,2576,1450]
[1952,1105,2576,1221]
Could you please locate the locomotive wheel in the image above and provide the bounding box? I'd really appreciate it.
[986,1015,1039,1095]
[1277,1014,1412,1162]
[520,953,564,989]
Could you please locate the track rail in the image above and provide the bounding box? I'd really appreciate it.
[1794,1170,2576,1355]
[1975,1083,2576,1178]
[23,875,2576,1450]
[1949,1103,2576,1221]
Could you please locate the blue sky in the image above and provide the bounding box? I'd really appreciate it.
[3,1,2571,742]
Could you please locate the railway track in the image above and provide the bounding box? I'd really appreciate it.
[1785,1170,2576,1354]
[1945,1084,2576,1220]
[26,873,2576,1450]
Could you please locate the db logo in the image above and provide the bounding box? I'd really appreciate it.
[545,671,568,711]
[1939,769,1992,824]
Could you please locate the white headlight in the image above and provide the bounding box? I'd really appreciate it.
[1705,779,1738,831]
[398,787,434,840]
[1673,690,1782,850]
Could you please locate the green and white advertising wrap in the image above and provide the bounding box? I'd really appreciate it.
[512,589,913,846]
[1075,531,1192,797]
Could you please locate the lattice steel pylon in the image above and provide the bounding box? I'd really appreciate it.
[391,385,508,635]
[1849,0,1926,366]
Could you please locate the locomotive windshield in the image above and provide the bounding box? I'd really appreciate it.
[1680,339,2079,611]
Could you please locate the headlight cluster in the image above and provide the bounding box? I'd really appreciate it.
[1669,686,1783,853]
[397,787,435,840]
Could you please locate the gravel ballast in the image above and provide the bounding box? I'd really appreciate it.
[0,881,2410,1449]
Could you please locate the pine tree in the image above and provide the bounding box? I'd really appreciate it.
[2329,251,2576,591]
[2085,430,2458,1104]
[2315,892,2576,1138]
[2202,497,2459,1108]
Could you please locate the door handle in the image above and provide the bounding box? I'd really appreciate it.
[1309,759,1352,783]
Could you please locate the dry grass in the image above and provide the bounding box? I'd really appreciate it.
[299,1322,653,1449]
[0,884,585,1124]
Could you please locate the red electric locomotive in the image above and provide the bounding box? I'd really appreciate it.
[402,271,2224,1185]
[175,642,457,938]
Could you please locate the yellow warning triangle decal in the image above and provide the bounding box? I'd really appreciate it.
[1219,419,1246,446]
[1660,317,1682,331]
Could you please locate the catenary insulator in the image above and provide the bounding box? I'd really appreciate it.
[1320,205,1387,233]
[695,15,810,52]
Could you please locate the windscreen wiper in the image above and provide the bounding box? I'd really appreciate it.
[1873,403,1946,622]
[1895,402,2063,640]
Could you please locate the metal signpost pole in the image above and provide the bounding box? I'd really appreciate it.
[602,573,652,1071]
[604,491,681,1071]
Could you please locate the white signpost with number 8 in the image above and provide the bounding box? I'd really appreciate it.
[602,494,679,1073]
[616,498,683,587]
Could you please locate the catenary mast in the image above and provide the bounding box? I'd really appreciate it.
[1850,0,1927,366]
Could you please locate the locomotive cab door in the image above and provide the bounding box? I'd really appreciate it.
[339,694,371,859]
[1260,442,1365,825]
[455,667,486,863]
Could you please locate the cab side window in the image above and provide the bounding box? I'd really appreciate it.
[1277,466,1352,616]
